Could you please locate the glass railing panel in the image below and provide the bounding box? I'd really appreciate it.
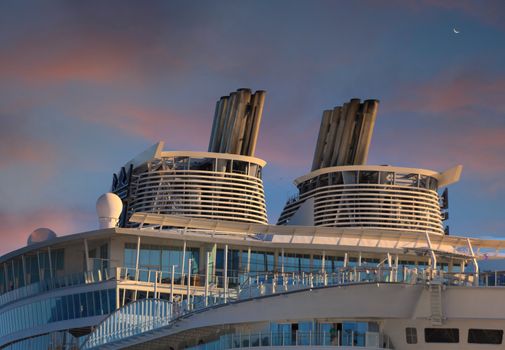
[185,331,391,350]
[80,266,505,349]
[0,267,115,307]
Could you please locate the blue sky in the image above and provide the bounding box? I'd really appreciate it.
[1,0,504,254]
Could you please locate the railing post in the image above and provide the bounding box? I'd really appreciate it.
[187,259,192,311]
[205,252,210,307]
[224,244,228,303]
[170,265,175,304]
[153,271,158,299]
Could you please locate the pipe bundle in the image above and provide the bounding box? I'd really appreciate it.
[311,98,379,171]
[208,89,266,157]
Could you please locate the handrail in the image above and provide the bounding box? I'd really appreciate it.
[0,267,115,308]
[80,265,505,349]
[186,330,394,349]
[4,263,498,311]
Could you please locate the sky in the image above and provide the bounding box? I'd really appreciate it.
[0,0,504,255]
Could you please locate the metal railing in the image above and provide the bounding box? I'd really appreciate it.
[81,265,505,349]
[186,331,393,349]
[0,267,114,307]
[81,299,175,349]
[3,263,498,311]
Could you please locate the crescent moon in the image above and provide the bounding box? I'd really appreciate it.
[453,28,460,34]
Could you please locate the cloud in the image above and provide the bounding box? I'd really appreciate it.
[72,103,212,150]
[386,0,505,30]
[0,115,58,173]
[0,2,206,86]
[387,72,505,116]
[0,208,95,256]
[372,70,505,191]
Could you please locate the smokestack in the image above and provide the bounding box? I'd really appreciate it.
[311,109,332,171]
[245,90,266,156]
[230,89,252,154]
[208,89,266,156]
[218,92,238,153]
[321,108,341,169]
[208,96,228,152]
[335,99,360,166]
[330,103,348,167]
[353,99,379,164]
[311,98,380,170]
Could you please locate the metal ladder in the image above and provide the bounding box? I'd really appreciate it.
[430,281,443,326]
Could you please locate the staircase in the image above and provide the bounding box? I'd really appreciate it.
[430,281,443,326]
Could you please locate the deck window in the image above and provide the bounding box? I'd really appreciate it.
[405,327,417,344]
[424,328,459,343]
[358,171,379,184]
[468,329,503,344]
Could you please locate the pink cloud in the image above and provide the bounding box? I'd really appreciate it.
[376,126,505,174]
[0,23,189,86]
[0,115,59,175]
[388,74,505,116]
[0,208,95,256]
[0,135,56,172]
[371,70,505,192]
[75,104,211,149]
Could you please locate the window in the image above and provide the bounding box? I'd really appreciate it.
[232,160,248,175]
[342,171,357,184]
[468,329,503,344]
[424,328,459,343]
[405,327,417,344]
[217,159,231,172]
[358,171,379,184]
[189,157,214,171]
[379,171,394,185]
[174,157,189,170]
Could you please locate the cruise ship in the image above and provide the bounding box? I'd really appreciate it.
[2,88,505,350]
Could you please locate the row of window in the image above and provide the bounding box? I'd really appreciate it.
[3,330,80,350]
[124,244,452,280]
[406,327,503,344]
[298,171,438,195]
[0,289,115,338]
[0,249,64,295]
[137,157,263,178]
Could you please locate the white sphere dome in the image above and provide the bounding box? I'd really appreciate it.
[27,228,57,246]
[96,193,123,228]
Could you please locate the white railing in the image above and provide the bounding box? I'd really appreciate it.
[80,265,505,349]
[0,267,114,307]
[186,331,393,349]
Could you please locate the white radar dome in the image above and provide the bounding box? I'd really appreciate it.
[27,228,57,246]
[96,192,123,229]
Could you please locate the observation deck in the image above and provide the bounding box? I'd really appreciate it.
[112,143,268,226]
[278,165,462,235]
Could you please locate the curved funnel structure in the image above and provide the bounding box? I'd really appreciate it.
[311,98,379,171]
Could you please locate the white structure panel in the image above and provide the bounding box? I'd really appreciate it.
[128,169,267,224]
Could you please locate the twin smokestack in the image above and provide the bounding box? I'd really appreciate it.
[208,90,379,171]
[311,98,379,171]
[208,88,266,157]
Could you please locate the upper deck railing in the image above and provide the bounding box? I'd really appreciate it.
[2,261,504,310]
[186,330,393,349]
[0,267,114,308]
[81,265,505,349]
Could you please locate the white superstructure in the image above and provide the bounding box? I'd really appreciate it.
[0,91,504,350]
[278,164,462,235]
